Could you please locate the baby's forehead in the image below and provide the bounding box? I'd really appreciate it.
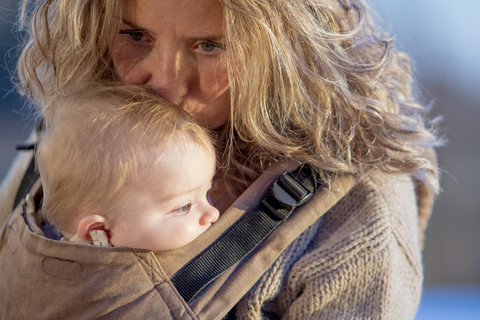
[167,132,215,157]
[140,136,215,171]
[132,140,216,198]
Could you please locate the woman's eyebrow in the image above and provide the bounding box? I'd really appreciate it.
[120,19,148,32]
[188,36,225,45]
[120,19,224,41]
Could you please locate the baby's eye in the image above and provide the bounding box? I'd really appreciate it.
[174,203,191,215]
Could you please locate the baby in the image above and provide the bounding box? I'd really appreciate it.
[36,83,219,250]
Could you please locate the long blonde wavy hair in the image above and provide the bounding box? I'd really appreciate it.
[16,0,442,197]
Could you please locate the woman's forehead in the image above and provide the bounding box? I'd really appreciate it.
[121,0,224,35]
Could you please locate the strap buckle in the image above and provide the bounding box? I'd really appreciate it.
[262,167,315,220]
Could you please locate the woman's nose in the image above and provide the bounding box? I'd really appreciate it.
[144,49,190,104]
[199,205,220,226]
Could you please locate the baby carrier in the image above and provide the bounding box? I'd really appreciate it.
[0,148,363,319]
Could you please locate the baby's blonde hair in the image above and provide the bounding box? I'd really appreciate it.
[36,83,213,236]
[17,0,442,198]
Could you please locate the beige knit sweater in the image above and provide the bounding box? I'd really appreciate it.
[234,171,424,319]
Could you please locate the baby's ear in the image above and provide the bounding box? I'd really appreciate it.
[77,215,108,241]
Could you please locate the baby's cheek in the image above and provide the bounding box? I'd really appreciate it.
[184,223,199,233]
[171,222,205,244]
[165,222,194,240]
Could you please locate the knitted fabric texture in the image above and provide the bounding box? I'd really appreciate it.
[234,171,422,320]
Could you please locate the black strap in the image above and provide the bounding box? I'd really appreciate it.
[13,155,40,211]
[12,120,44,210]
[171,163,321,303]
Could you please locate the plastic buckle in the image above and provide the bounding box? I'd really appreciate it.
[262,170,314,220]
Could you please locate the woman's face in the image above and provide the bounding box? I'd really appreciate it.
[111,0,230,129]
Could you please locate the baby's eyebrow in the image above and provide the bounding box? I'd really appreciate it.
[160,186,200,203]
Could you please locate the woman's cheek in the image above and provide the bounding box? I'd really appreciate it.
[206,64,229,96]
[110,41,144,83]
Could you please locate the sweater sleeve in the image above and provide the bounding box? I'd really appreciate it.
[277,172,423,320]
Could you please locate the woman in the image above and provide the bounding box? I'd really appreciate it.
[0,0,441,318]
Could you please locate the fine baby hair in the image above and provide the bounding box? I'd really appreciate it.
[36,83,214,239]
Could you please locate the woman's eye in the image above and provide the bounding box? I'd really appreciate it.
[174,203,191,215]
[197,41,223,54]
[119,30,148,43]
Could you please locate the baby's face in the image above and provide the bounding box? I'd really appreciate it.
[109,139,219,251]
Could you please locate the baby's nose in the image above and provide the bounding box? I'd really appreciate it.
[200,205,220,225]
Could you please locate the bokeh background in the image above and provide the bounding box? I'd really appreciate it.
[1,0,479,318]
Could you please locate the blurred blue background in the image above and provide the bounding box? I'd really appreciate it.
[372,1,480,318]
[1,1,479,318]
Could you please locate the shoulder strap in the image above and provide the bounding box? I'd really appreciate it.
[13,155,39,211]
[13,120,44,211]
[172,163,320,302]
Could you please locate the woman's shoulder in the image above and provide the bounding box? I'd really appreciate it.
[269,171,423,318]
[310,170,420,263]
[236,171,424,319]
